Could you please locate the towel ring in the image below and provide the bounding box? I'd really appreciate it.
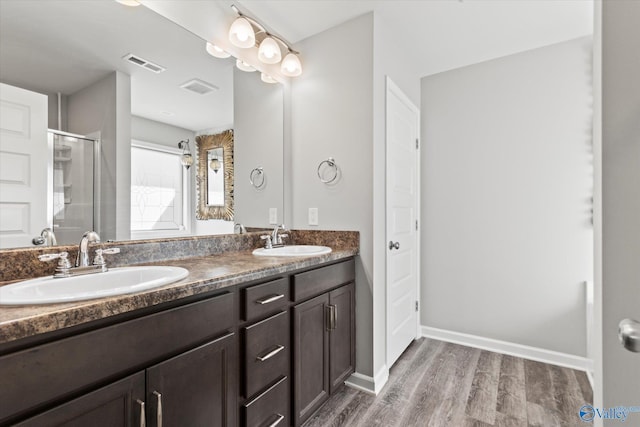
[249,167,265,189]
[317,157,338,184]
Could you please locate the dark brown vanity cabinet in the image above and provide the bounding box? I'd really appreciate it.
[0,258,356,427]
[14,372,146,427]
[240,278,291,427]
[292,261,355,427]
[1,291,237,427]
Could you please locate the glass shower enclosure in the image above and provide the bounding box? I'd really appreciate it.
[49,130,98,245]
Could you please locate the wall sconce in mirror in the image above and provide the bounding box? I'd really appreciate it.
[196,130,234,220]
[178,139,193,170]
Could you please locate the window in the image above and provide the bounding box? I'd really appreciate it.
[130,140,190,238]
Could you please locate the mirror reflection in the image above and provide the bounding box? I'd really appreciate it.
[207,148,225,206]
[0,0,284,249]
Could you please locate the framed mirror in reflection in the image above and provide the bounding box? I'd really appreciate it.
[0,0,284,249]
[196,130,234,221]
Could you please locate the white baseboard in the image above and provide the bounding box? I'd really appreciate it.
[344,365,389,395]
[421,326,592,372]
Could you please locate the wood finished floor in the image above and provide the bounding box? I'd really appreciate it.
[303,338,592,427]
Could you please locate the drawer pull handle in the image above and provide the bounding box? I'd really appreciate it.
[267,414,285,427]
[153,391,162,427]
[256,345,285,362]
[256,294,285,305]
[136,399,146,427]
[326,304,337,330]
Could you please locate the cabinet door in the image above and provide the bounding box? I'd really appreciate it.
[15,372,145,427]
[292,293,330,427]
[146,333,237,427]
[329,283,356,393]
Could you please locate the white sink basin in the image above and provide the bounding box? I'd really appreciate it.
[252,245,332,257]
[0,266,189,305]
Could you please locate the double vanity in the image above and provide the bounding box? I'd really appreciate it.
[0,230,358,427]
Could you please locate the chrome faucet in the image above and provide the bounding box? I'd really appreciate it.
[33,227,57,246]
[271,224,288,247]
[76,231,101,267]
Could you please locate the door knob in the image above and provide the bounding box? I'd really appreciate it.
[619,318,640,353]
[389,241,400,250]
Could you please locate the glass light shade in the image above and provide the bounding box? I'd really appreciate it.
[210,158,221,173]
[260,73,278,84]
[236,59,256,72]
[228,17,255,48]
[281,52,302,77]
[205,42,230,59]
[181,153,193,169]
[258,37,282,64]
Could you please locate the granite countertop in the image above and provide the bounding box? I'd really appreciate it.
[0,248,357,345]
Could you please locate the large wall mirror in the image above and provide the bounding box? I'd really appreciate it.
[0,1,284,249]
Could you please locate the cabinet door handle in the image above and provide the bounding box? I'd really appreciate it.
[326,305,332,331]
[256,294,284,305]
[256,345,285,362]
[267,414,285,427]
[136,399,146,427]
[153,391,162,427]
[327,304,337,330]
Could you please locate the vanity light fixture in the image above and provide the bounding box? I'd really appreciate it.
[258,37,281,64]
[178,139,193,170]
[281,52,302,77]
[260,73,277,84]
[228,16,255,48]
[228,4,302,77]
[205,42,231,59]
[236,59,256,72]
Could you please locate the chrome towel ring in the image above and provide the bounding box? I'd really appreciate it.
[317,157,338,184]
[249,167,265,189]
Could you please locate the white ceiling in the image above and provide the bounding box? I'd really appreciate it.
[237,0,594,77]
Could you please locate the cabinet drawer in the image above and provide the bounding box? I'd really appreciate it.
[244,311,289,398]
[243,277,289,322]
[0,291,234,423]
[243,376,289,427]
[292,259,355,302]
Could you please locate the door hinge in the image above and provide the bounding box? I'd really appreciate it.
[416,138,419,149]
[415,301,419,312]
[415,220,419,231]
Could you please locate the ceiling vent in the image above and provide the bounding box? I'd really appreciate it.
[180,79,219,95]
[122,53,166,73]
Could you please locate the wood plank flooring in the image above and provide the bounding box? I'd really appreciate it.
[303,338,592,427]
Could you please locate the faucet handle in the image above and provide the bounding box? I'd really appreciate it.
[38,252,71,277]
[93,248,120,266]
[260,235,273,249]
[277,234,289,245]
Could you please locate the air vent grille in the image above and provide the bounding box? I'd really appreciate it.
[180,79,218,95]
[122,53,166,73]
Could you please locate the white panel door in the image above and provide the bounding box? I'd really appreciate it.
[0,83,49,248]
[601,1,640,421]
[386,77,420,368]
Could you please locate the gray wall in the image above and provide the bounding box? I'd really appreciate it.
[371,12,422,378]
[291,13,374,376]
[234,68,284,229]
[421,37,594,356]
[131,115,194,148]
[67,71,131,242]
